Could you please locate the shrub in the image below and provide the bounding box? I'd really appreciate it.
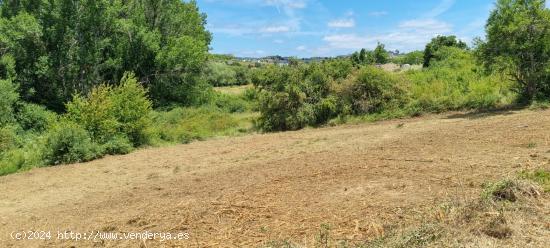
[335,66,406,115]
[66,73,153,146]
[0,149,25,176]
[102,135,134,155]
[406,48,514,112]
[65,85,119,143]
[109,73,153,146]
[211,92,250,113]
[313,95,339,124]
[257,83,314,131]
[16,103,57,133]
[42,120,103,165]
[0,79,19,126]
[205,61,237,86]
[423,35,467,67]
[0,125,20,153]
[0,137,44,175]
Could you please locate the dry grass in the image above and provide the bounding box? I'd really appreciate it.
[213,84,252,95]
[1,109,550,247]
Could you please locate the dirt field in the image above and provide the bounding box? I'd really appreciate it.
[1,109,549,247]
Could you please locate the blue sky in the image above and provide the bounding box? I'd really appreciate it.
[197,0,550,57]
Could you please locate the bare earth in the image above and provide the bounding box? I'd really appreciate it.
[1,109,549,247]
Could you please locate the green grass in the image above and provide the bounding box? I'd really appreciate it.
[519,169,550,192]
[151,106,258,145]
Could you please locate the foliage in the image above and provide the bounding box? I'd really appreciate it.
[335,66,406,115]
[205,61,237,86]
[476,0,550,101]
[401,51,424,65]
[65,73,152,146]
[15,103,56,133]
[101,135,134,155]
[41,120,103,165]
[151,106,247,144]
[0,0,211,110]
[0,124,20,153]
[407,47,514,112]
[423,35,467,67]
[0,78,18,126]
[373,42,389,64]
[211,92,253,113]
[255,63,341,131]
[352,49,374,65]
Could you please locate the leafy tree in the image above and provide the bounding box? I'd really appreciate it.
[476,0,550,101]
[0,0,211,110]
[373,42,389,64]
[351,48,375,65]
[423,35,467,67]
[359,49,367,63]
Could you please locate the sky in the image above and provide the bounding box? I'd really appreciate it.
[196,0,550,58]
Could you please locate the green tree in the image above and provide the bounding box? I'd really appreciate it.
[0,0,211,110]
[373,42,389,64]
[423,35,467,67]
[476,0,550,101]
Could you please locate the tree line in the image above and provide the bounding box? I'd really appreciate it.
[0,0,211,111]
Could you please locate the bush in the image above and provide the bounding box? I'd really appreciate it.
[65,85,119,143]
[335,66,406,115]
[257,83,314,131]
[211,92,250,113]
[205,61,237,86]
[0,139,44,175]
[16,103,57,133]
[66,73,153,146]
[423,35,467,67]
[102,135,134,155]
[406,48,514,112]
[0,149,25,176]
[313,95,339,124]
[109,73,153,146]
[42,121,103,165]
[0,125,20,153]
[0,79,19,126]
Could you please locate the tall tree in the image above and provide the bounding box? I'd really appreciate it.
[476,0,550,101]
[373,42,389,64]
[0,0,212,110]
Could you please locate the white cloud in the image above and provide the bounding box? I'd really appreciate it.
[264,0,307,10]
[369,11,388,17]
[328,19,355,28]
[323,19,453,51]
[398,19,452,34]
[296,45,307,51]
[323,34,370,49]
[273,39,284,44]
[209,26,254,36]
[425,0,456,18]
[260,25,291,33]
